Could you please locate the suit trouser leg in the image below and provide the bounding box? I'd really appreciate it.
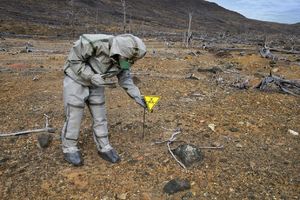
[61,76,88,153]
[88,86,112,152]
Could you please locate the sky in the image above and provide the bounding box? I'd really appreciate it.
[206,0,300,24]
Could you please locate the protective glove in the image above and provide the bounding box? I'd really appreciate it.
[91,74,117,88]
[135,96,147,109]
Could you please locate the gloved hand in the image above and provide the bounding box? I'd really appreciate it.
[135,96,147,109]
[91,74,117,88]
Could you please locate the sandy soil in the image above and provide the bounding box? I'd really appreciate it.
[0,37,299,200]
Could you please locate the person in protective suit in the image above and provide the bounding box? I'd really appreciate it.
[62,34,147,166]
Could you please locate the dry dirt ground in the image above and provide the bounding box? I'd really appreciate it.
[0,37,299,200]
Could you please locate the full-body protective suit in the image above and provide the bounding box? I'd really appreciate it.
[62,34,147,166]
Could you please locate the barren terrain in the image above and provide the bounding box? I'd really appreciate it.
[0,36,299,200]
[1,0,299,37]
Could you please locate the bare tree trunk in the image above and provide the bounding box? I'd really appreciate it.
[263,35,268,48]
[69,0,75,39]
[95,8,99,33]
[121,0,126,33]
[186,13,192,48]
[129,14,132,33]
[183,32,186,47]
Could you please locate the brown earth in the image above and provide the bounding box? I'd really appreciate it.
[0,37,299,200]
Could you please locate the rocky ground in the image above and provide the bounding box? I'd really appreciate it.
[0,37,299,200]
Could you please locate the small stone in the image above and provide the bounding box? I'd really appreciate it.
[163,179,191,194]
[172,144,204,167]
[185,73,200,80]
[140,193,151,200]
[191,92,203,97]
[116,193,127,200]
[32,75,39,81]
[181,191,194,200]
[208,124,215,132]
[229,127,239,132]
[211,142,221,147]
[249,161,256,170]
[238,121,244,125]
[37,133,53,148]
[288,129,299,136]
[0,156,9,165]
[236,143,243,148]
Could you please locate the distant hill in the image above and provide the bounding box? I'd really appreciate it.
[0,0,299,38]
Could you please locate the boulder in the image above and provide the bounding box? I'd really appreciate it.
[163,179,191,194]
[172,144,204,167]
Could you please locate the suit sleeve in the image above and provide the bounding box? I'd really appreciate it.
[65,40,95,81]
[117,70,142,99]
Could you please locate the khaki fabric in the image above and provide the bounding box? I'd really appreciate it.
[64,34,146,86]
[62,76,110,153]
[62,34,147,154]
[110,34,147,60]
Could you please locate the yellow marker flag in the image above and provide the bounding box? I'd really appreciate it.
[144,95,161,112]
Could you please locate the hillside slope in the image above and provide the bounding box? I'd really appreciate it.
[0,0,299,37]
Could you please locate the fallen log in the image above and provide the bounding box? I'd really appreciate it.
[256,73,300,96]
[270,48,300,55]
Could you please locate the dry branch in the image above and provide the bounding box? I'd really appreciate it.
[153,128,187,170]
[0,114,56,137]
[270,48,300,55]
[153,128,224,170]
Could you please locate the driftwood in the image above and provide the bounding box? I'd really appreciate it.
[256,73,300,96]
[270,48,300,55]
[0,114,56,137]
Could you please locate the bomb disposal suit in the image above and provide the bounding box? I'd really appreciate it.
[62,34,147,166]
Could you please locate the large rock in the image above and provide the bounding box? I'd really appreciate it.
[172,144,204,167]
[163,179,191,194]
[37,133,53,148]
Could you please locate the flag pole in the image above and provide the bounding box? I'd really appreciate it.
[142,108,146,140]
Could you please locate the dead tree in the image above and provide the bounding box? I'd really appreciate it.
[259,46,275,59]
[70,0,75,38]
[260,35,277,60]
[121,0,127,33]
[67,0,76,39]
[182,32,186,47]
[128,13,132,33]
[95,8,99,33]
[256,73,300,96]
[186,12,193,48]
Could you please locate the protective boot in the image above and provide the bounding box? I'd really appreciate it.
[64,151,83,166]
[98,148,120,163]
